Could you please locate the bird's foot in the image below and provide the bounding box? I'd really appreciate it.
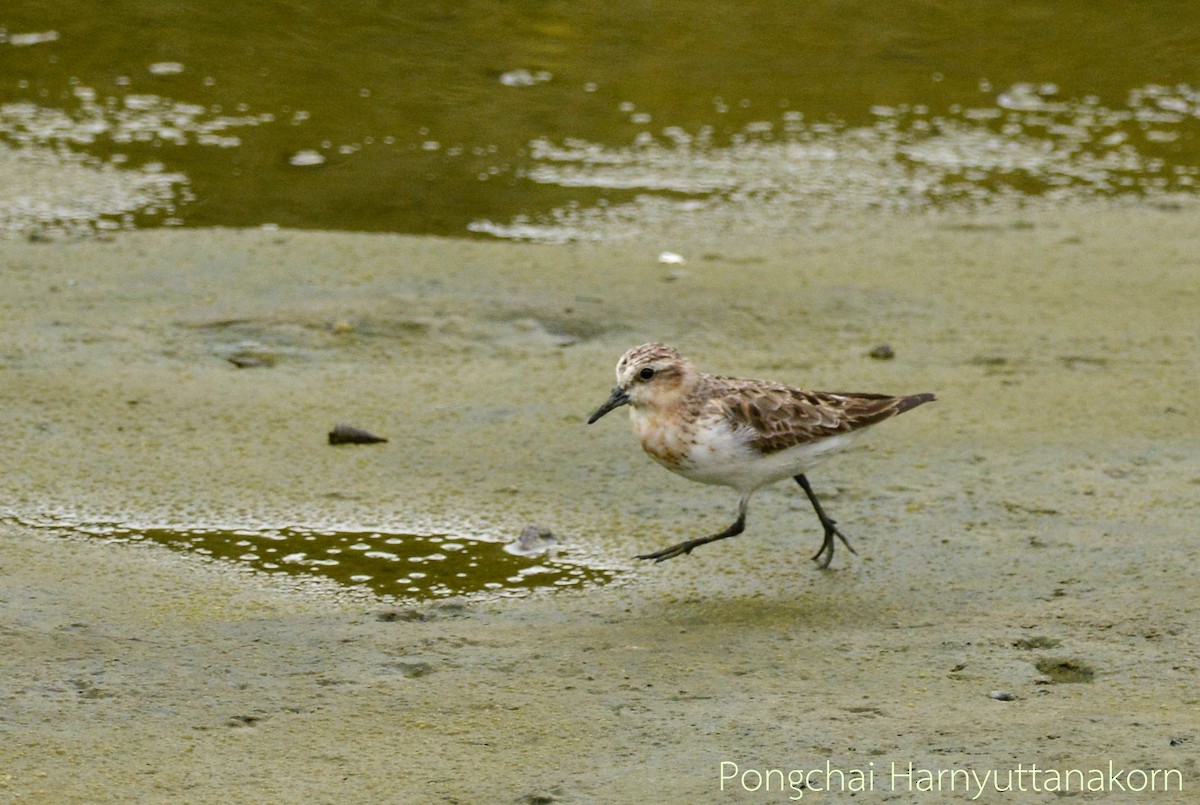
[636,538,702,563]
[810,518,856,570]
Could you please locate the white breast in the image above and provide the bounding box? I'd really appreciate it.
[674,418,864,491]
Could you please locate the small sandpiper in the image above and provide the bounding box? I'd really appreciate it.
[587,343,935,568]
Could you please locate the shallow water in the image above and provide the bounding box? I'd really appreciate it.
[3,1,1199,237]
[10,518,618,600]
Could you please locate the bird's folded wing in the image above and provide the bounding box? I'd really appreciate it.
[718,386,917,454]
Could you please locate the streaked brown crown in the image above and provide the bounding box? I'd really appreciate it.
[617,343,684,374]
[615,343,695,390]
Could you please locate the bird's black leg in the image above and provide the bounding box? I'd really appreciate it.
[637,493,749,563]
[794,474,856,569]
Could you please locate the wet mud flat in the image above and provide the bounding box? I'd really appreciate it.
[1,202,1199,802]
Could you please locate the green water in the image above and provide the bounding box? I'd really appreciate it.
[3,1,1199,237]
[38,521,617,600]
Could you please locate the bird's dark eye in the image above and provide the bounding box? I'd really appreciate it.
[638,367,656,381]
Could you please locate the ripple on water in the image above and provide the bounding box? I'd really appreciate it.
[41,521,618,600]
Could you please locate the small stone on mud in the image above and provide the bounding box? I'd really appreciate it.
[988,690,1017,701]
[224,341,278,368]
[376,608,430,623]
[868,343,895,360]
[227,354,275,368]
[435,599,468,616]
[507,524,557,556]
[328,423,388,445]
[395,661,434,679]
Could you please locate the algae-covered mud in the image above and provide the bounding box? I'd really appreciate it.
[5,3,1199,801]
[2,203,1199,801]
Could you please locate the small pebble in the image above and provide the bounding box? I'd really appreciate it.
[227,355,273,368]
[868,344,895,360]
[988,690,1017,701]
[376,608,430,623]
[224,340,278,368]
[328,423,388,445]
[507,524,557,556]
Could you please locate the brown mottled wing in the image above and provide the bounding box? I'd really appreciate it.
[717,384,935,454]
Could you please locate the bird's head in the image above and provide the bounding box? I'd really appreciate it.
[587,343,696,424]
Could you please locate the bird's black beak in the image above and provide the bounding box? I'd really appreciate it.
[587,387,630,424]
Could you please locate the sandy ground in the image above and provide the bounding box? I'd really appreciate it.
[2,202,1199,803]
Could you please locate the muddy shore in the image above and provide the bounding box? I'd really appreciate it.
[2,203,1198,802]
